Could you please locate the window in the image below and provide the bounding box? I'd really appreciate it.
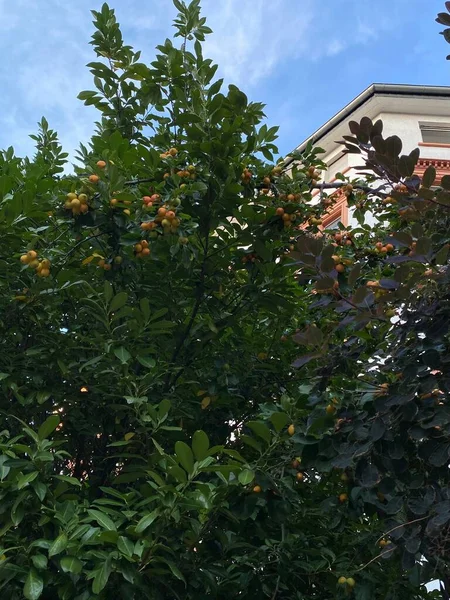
[325,218,341,230]
[419,122,450,144]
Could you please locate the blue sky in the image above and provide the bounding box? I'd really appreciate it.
[0,0,448,163]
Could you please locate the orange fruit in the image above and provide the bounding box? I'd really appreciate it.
[276,207,284,216]
[96,160,106,168]
[88,174,99,184]
[339,493,348,502]
[20,254,30,264]
[39,268,50,278]
[296,472,304,481]
[253,485,262,493]
[335,264,345,273]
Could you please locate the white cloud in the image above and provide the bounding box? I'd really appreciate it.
[202,0,315,87]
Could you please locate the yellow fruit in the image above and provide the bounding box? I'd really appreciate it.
[253,485,262,493]
[110,198,118,206]
[326,404,336,415]
[71,198,81,208]
[27,250,37,260]
[346,578,355,588]
[169,147,178,156]
[28,259,39,269]
[340,473,349,482]
[64,201,72,209]
[39,268,50,278]
[78,193,88,204]
[338,577,347,585]
[114,256,123,264]
[20,254,30,264]
[296,472,304,481]
[339,493,348,502]
[123,209,131,216]
[66,192,78,200]
[288,424,295,436]
[161,218,170,228]
[98,259,106,268]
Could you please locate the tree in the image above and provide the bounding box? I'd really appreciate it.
[0,1,448,598]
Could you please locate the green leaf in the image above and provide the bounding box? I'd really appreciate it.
[31,554,48,570]
[92,558,112,594]
[114,347,131,364]
[246,421,271,444]
[135,509,159,534]
[54,475,81,487]
[48,532,68,557]
[17,471,39,489]
[24,568,43,600]
[270,412,289,433]
[109,292,128,312]
[87,509,117,531]
[117,536,134,557]
[0,455,11,480]
[137,356,156,369]
[238,468,255,485]
[37,415,60,440]
[192,430,209,461]
[175,441,194,473]
[60,556,83,574]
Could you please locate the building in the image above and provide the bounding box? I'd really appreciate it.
[287,84,450,229]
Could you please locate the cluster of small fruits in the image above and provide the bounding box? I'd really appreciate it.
[20,250,51,277]
[97,256,123,271]
[374,241,394,254]
[275,206,298,228]
[337,576,355,588]
[141,205,181,235]
[241,253,259,264]
[110,196,132,215]
[332,255,353,273]
[64,192,90,216]
[332,231,353,246]
[134,240,150,258]
[160,147,178,159]
[241,168,252,184]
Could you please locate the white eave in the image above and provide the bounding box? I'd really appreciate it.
[284,83,450,166]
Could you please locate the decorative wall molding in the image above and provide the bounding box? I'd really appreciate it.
[415,158,450,182]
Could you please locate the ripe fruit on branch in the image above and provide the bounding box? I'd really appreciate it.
[96,160,106,168]
[88,174,99,184]
[253,485,261,493]
[288,424,295,436]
